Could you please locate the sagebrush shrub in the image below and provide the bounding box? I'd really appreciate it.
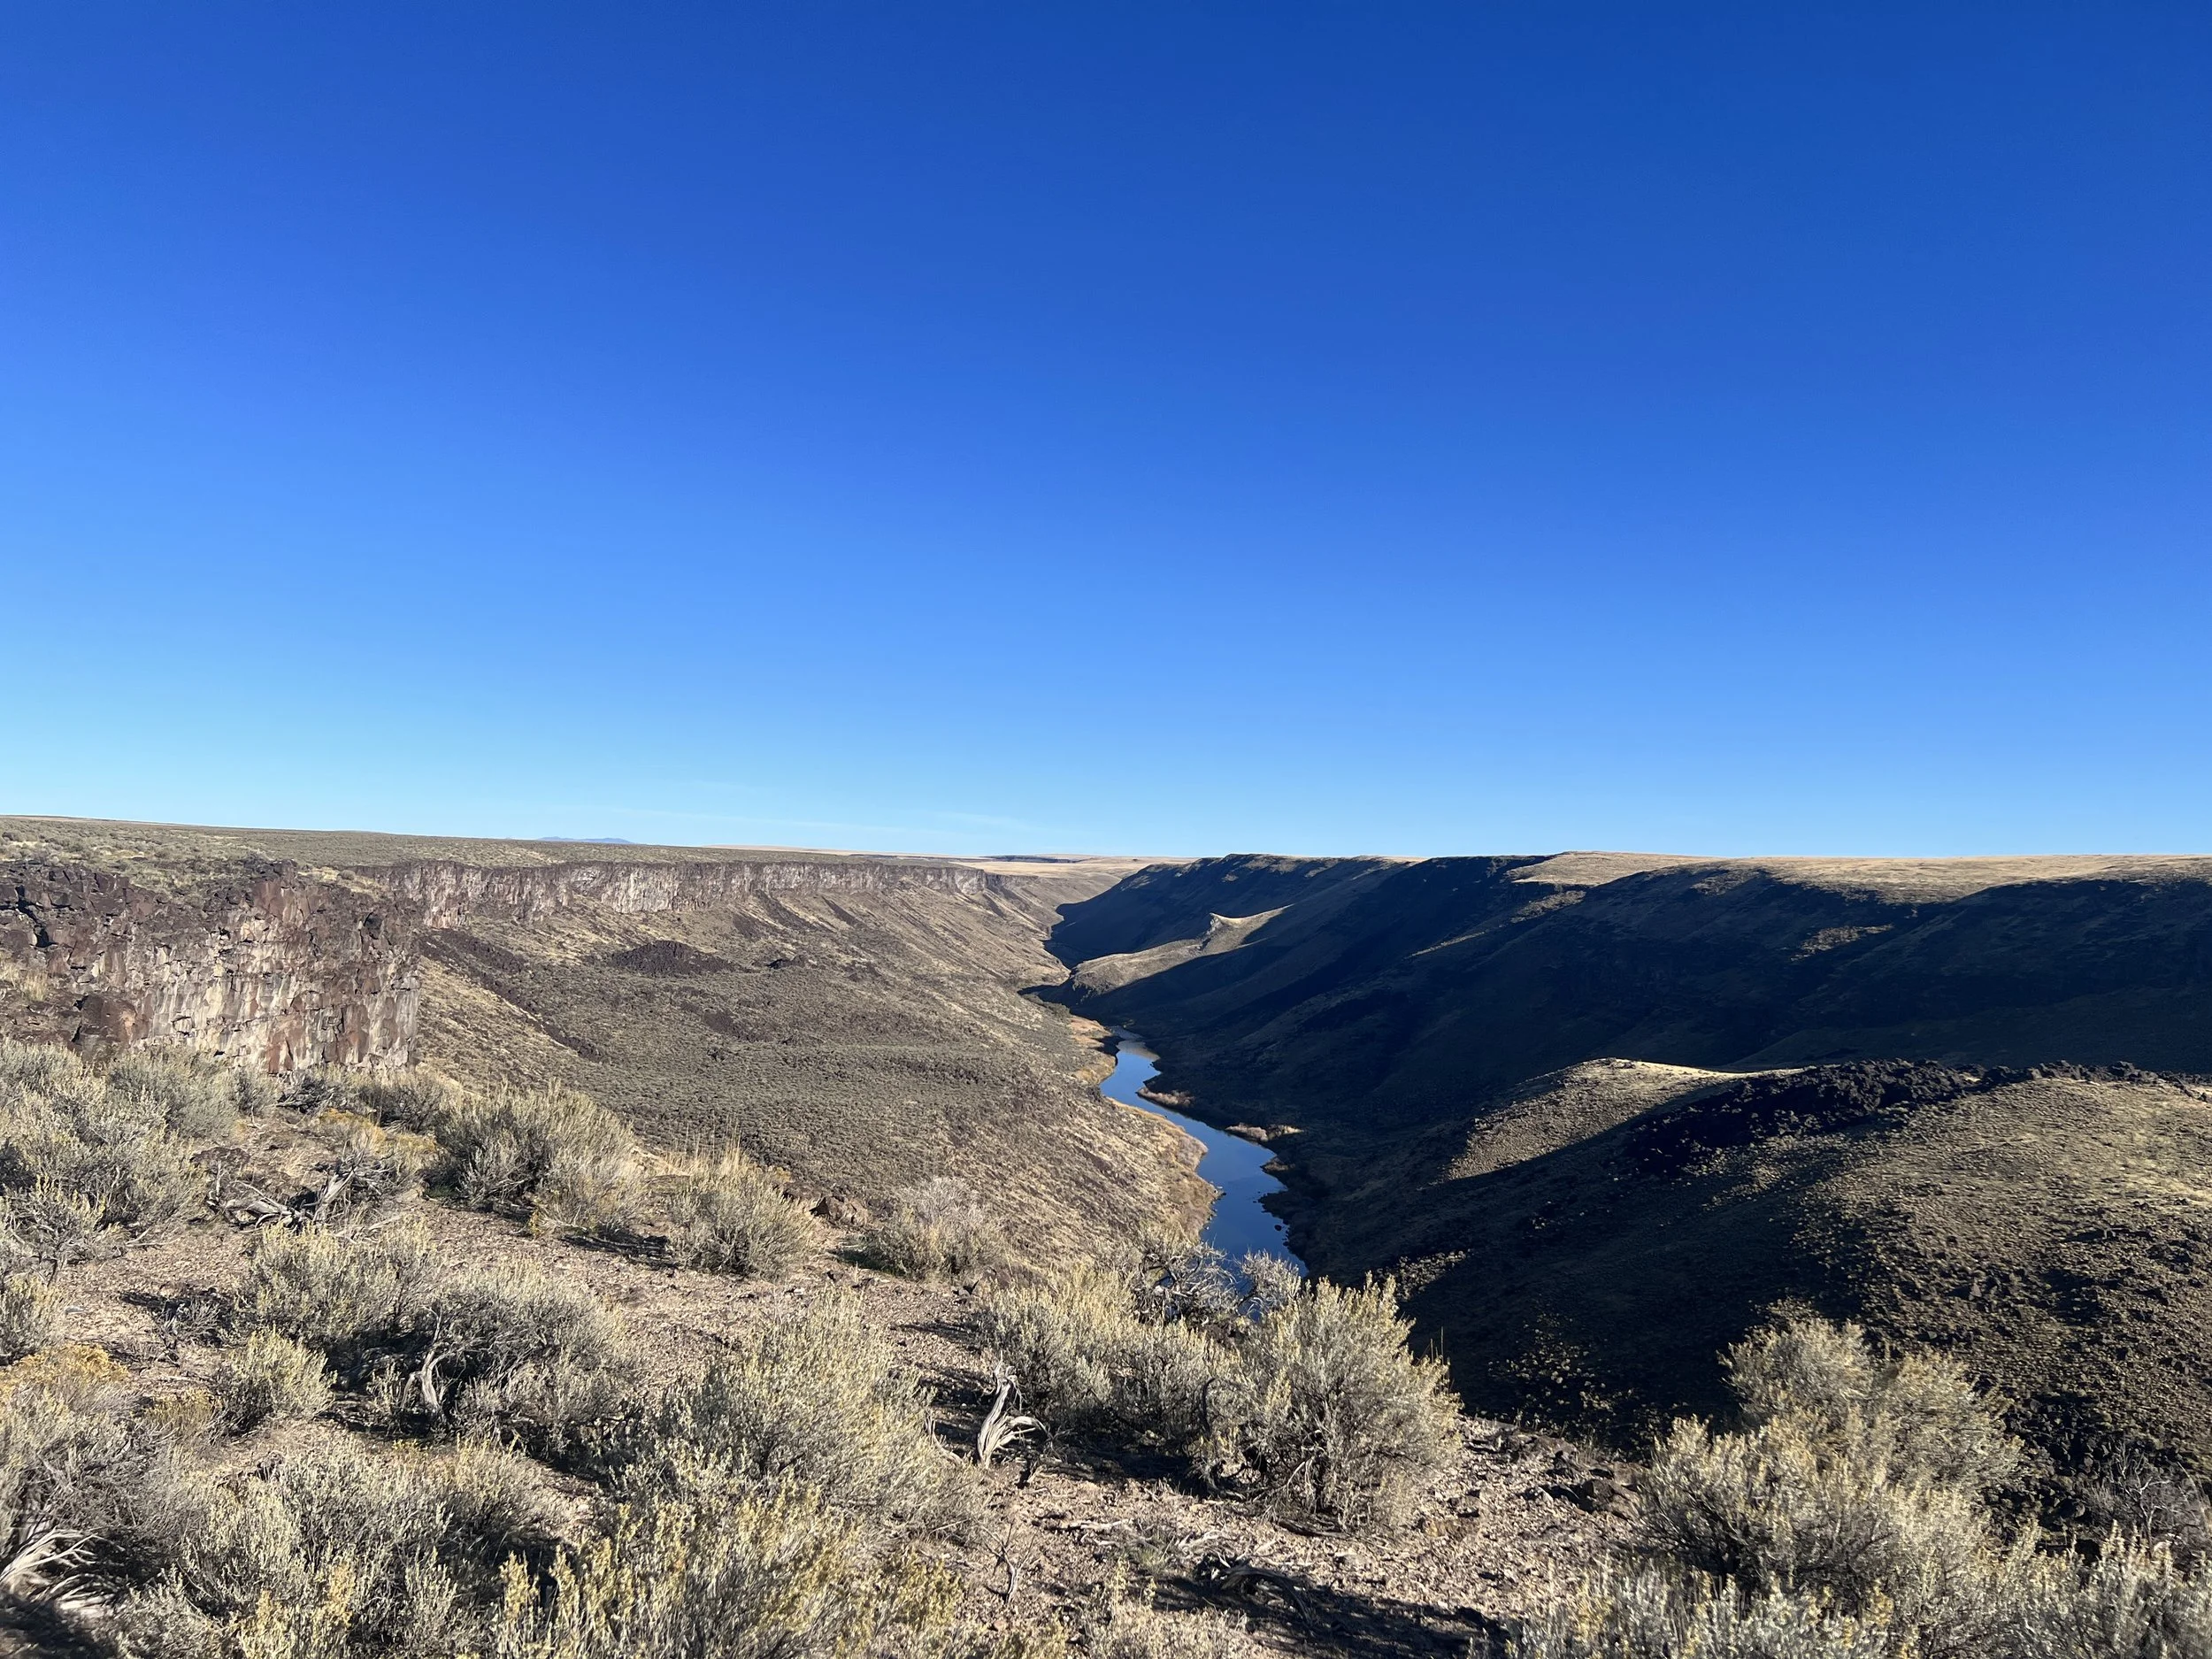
[1724,1315,2020,1493]
[979,1265,1220,1448]
[308,1120,433,1223]
[493,1483,959,1659]
[353,1069,462,1131]
[0,1374,173,1620]
[658,1148,818,1276]
[0,1341,134,1414]
[237,1225,631,1454]
[388,1263,633,1453]
[118,1440,498,1655]
[1637,1412,2008,1647]
[238,1221,438,1354]
[0,1271,57,1362]
[2008,1534,2212,1659]
[1200,1275,1456,1532]
[0,1040,224,1260]
[859,1177,1004,1281]
[213,1328,331,1432]
[610,1294,975,1540]
[0,1177,106,1275]
[1514,1567,1893,1659]
[1081,1573,1247,1659]
[104,1048,242,1142]
[1529,1314,2212,1659]
[428,1086,641,1223]
[436,1438,570,1586]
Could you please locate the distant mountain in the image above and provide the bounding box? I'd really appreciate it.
[539,836,639,843]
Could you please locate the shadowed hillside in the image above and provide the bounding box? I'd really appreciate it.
[1048,851,2212,1471]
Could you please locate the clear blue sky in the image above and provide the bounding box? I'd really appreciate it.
[5,5,2208,856]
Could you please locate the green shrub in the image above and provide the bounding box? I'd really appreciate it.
[212,1329,332,1432]
[491,1483,959,1659]
[1200,1275,1456,1532]
[610,1294,975,1540]
[659,1148,819,1277]
[858,1177,1005,1282]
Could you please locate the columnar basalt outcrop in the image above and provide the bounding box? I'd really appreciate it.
[1,859,417,1071]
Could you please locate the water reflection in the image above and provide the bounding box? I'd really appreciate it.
[1101,1030,1302,1271]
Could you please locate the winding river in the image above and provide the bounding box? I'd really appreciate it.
[1102,1029,1303,1271]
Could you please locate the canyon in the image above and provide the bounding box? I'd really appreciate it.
[1047,851,2212,1476]
[12,817,2212,1486]
[0,817,1196,1259]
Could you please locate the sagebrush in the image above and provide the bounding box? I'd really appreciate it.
[1519,1314,2212,1659]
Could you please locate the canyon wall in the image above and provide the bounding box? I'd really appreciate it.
[1,857,416,1071]
[0,832,1033,1074]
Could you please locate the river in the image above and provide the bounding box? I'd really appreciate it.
[1101,1029,1303,1271]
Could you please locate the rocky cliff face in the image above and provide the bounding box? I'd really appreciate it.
[0,845,1029,1073]
[1,858,416,1071]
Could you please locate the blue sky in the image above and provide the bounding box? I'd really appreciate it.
[4,4,2208,856]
